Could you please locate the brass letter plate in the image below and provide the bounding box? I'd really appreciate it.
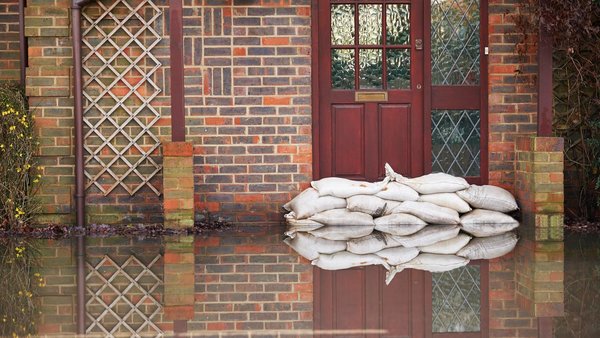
[355,91,388,102]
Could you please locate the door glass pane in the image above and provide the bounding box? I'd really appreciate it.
[386,4,410,45]
[331,4,355,45]
[431,0,480,85]
[387,49,410,89]
[332,49,356,89]
[359,4,383,45]
[432,265,481,332]
[359,48,382,89]
[431,109,480,176]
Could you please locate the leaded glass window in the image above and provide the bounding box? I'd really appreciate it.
[432,265,481,332]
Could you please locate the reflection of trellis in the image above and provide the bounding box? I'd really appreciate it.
[86,255,163,337]
[81,0,162,196]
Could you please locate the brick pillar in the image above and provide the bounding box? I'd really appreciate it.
[515,136,564,241]
[163,142,194,228]
[163,237,195,334]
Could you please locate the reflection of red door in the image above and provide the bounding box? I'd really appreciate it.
[316,0,424,181]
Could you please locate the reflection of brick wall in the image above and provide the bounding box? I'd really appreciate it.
[191,229,313,333]
[184,1,313,224]
[0,0,19,81]
[488,1,539,192]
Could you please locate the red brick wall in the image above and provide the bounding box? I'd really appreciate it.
[488,0,539,192]
[184,0,313,224]
[0,0,19,81]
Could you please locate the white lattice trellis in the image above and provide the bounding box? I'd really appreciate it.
[82,0,163,196]
[86,254,164,337]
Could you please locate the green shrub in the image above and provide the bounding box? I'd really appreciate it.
[0,83,41,229]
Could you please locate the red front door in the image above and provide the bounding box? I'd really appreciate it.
[317,0,424,181]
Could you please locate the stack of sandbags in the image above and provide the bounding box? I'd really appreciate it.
[283,163,520,285]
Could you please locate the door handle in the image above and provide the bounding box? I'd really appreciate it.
[415,38,423,51]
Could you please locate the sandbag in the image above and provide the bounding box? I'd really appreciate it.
[457,232,518,259]
[385,163,469,194]
[347,195,388,217]
[309,225,374,240]
[419,233,472,255]
[382,201,404,215]
[347,232,388,254]
[312,251,390,270]
[375,182,419,202]
[375,246,419,265]
[311,177,390,198]
[283,188,347,219]
[284,214,325,238]
[456,185,518,212]
[418,193,472,213]
[394,201,460,224]
[309,208,375,227]
[385,225,460,248]
[460,209,519,237]
[374,214,427,236]
[385,253,470,285]
[283,233,346,260]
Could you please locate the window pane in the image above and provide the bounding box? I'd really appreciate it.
[359,4,383,45]
[431,0,480,85]
[331,4,355,45]
[386,4,410,45]
[387,49,410,89]
[359,48,382,89]
[432,265,481,332]
[332,49,355,89]
[431,109,480,176]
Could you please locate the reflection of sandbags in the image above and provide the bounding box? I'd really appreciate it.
[385,225,460,248]
[418,193,472,213]
[312,251,390,270]
[457,232,518,259]
[375,182,419,202]
[283,188,346,219]
[284,214,324,238]
[283,233,347,260]
[311,177,390,198]
[456,185,518,212]
[394,201,460,224]
[375,246,419,265]
[460,209,519,237]
[374,214,427,236]
[419,233,472,254]
[309,224,374,240]
[402,253,470,272]
[309,209,375,227]
[385,163,469,194]
[347,195,388,217]
[347,232,388,254]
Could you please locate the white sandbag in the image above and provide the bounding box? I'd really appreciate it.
[309,225,374,240]
[460,209,519,237]
[386,253,470,285]
[385,163,469,194]
[419,233,472,254]
[283,188,347,219]
[382,201,404,215]
[374,214,427,236]
[456,185,518,212]
[375,182,419,202]
[418,193,472,213]
[457,232,518,259]
[347,232,388,254]
[311,177,390,198]
[309,209,375,227]
[347,195,388,217]
[312,251,390,270]
[394,201,460,224]
[386,225,460,248]
[375,246,419,265]
[284,214,324,238]
[284,233,346,261]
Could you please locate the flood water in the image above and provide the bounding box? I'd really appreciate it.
[0,226,598,338]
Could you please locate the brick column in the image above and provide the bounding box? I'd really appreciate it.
[163,142,194,228]
[515,136,564,241]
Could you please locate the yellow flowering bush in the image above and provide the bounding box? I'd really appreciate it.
[0,83,41,229]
